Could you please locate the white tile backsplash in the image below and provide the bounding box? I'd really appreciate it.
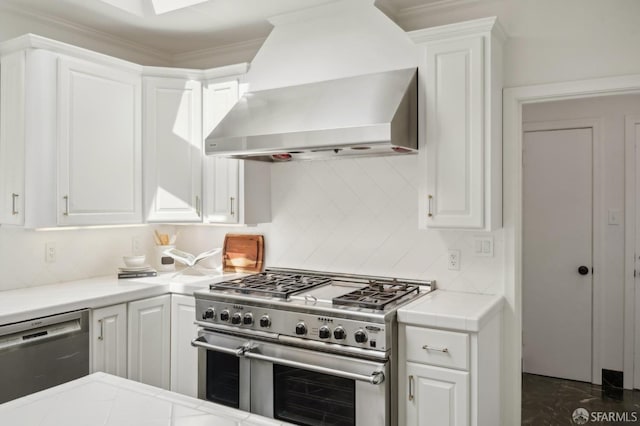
[179,156,504,295]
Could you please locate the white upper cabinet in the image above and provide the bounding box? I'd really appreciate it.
[57,57,142,225]
[202,79,271,225]
[411,17,504,230]
[143,77,203,222]
[0,43,143,228]
[0,51,26,225]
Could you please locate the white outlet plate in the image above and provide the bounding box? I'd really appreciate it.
[132,236,142,254]
[448,249,460,270]
[45,242,56,263]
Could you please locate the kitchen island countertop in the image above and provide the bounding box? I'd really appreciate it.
[0,272,245,325]
[0,372,290,425]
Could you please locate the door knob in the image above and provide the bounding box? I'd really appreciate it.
[578,266,590,275]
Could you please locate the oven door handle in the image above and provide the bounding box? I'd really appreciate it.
[191,336,247,357]
[243,350,385,385]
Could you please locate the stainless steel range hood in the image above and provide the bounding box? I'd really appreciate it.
[205,67,417,162]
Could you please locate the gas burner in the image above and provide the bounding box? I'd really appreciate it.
[210,272,331,299]
[332,281,419,310]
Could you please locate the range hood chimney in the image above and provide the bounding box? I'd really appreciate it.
[205,0,419,162]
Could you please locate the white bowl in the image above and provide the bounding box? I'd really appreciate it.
[123,255,146,267]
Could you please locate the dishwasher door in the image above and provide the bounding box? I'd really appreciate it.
[0,310,89,403]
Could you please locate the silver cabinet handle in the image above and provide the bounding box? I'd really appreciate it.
[195,196,201,217]
[63,195,69,216]
[11,193,19,215]
[98,319,103,341]
[428,195,433,218]
[243,350,385,385]
[190,336,247,357]
[409,375,415,401]
[422,344,449,353]
[230,197,235,216]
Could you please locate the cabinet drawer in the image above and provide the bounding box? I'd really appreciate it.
[405,326,469,370]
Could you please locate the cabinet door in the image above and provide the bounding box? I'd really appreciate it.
[203,80,240,224]
[170,295,198,397]
[0,52,26,225]
[406,362,469,426]
[420,36,484,229]
[57,57,142,225]
[143,77,203,222]
[91,304,127,378]
[205,157,240,223]
[128,295,171,389]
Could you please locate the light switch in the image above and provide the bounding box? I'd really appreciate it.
[473,236,493,257]
[608,209,621,225]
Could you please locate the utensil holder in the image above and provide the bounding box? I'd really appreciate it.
[154,245,175,272]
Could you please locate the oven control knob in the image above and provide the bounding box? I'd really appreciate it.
[295,322,307,335]
[202,308,215,320]
[231,313,242,325]
[333,327,346,340]
[318,326,331,339]
[219,310,230,322]
[259,315,271,328]
[243,313,254,325]
[354,329,368,344]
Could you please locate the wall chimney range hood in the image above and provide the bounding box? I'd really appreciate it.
[205,68,417,162]
[205,0,419,162]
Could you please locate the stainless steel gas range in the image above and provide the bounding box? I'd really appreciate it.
[192,268,434,426]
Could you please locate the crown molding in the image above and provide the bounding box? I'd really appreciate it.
[373,0,400,22]
[0,3,171,65]
[397,0,480,20]
[171,37,264,68]
[408,16,506,44]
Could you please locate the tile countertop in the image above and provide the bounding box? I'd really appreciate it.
[398,289,504,332]
[0,372,290,426]
[0,271,245,326]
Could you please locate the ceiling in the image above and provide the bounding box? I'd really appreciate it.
[0,0,439,56]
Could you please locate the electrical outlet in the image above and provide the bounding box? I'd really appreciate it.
[132,236,142,255]
[45,242,56,263]
[448,249,460,271]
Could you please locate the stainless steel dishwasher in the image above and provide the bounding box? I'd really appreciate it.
[0,309,89,403]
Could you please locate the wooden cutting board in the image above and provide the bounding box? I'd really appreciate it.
[222,234,264,273]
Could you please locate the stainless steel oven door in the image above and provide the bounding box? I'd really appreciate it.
[193,328,389,426]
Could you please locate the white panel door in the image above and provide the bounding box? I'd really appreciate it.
[144,77,202,222]
[203,80,240,224]
[128,295,171,389]
[91,304,127,378]
[0,51,26,225]
[406,362,469,426]
[423,36,484,229]
[57,57,142,225]
[170,295,198,397]
[523,127,593,382]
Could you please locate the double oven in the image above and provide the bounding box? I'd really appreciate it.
[192,268,433,426]
[193,330,389,425]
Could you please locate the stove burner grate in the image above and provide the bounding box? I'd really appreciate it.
[332,280,420,310]
[209,272,331,299]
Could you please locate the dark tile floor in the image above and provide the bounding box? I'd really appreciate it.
[522,373,640,425]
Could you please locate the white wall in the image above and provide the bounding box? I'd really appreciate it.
[523,94,640,375]
[178,156,504,293]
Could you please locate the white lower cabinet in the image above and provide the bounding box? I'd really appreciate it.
[128,294,171,389]
[91,303,127,378]
[170,294,198,397]
[406,362,469,426]
[399,314,502,426]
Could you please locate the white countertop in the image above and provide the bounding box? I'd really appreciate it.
[0,372,289,426]
[0,271,245,325]
[398,289,504,332]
